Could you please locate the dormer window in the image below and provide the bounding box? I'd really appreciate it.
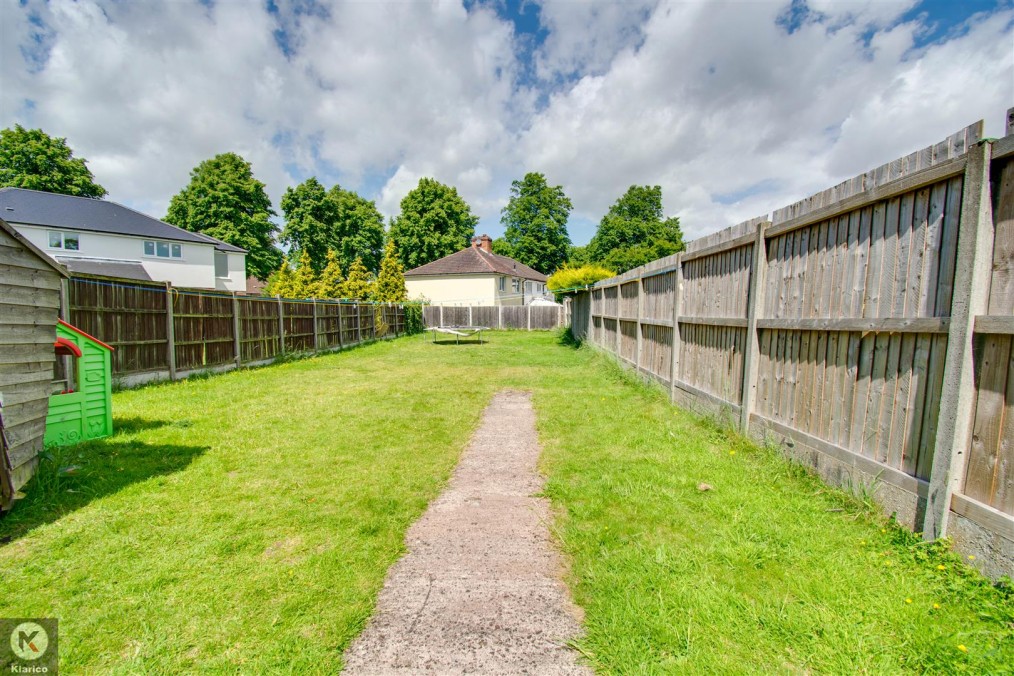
[144,240,183,258]
[48,231,79,251]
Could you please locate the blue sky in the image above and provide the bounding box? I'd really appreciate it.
[2,0,1011,248]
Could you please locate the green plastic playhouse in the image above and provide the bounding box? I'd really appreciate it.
[45,320,114,446]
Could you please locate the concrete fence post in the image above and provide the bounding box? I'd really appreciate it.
[277,295,285,354]
[232,292,242,366]
[740,221,769,434]
[166,282,177,380]
[923,140,995,540]
[312,298,320,352]
[670,255,684,400]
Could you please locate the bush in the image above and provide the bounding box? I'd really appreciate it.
[547,264,616,296]
[403,305,424,335]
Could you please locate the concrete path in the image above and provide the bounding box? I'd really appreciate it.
[343,390,590,675]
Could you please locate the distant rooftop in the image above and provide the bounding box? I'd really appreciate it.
[405,238,547,282]
[0,187,245,253]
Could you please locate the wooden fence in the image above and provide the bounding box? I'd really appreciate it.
[422,304,565,331]
[64,278,406,385]
[570,117,1014,578]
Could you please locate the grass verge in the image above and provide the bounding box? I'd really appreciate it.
[1,331,1010,672]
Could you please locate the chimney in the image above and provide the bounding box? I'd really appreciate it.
[474,234,492,253]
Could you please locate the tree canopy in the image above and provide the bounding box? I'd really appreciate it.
[280,179,387,275]
[500,172,572,274]
[165,152,282,280]
[388,177,478,270]
[373,240,408,302]
[0,124,107,198]
[587,185,684,273]
[315,250,345,299]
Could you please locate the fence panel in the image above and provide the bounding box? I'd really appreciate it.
[68,277,169,375]
[240,297,281,363]
[317,302,343,349]
[173,290,235,371]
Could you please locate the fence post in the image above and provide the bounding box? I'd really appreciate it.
[527,304,532,331]
[468,306,473,327]
[232,292,242,367]
[614,285,622,356]
[670,255,684,399]
[312,298,320,353]
[59,278,69,321]
[498,304,503,329]
[439,305,444,328]
[165,282,177,380]
[636,272,645,373]
[923,140,994,540]
[277,295,285,354]
[357,304,364,344]
[739,222,769,434]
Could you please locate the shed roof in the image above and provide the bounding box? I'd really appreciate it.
[56,256,153,282]
[405,246,547,282]
[0,216,69,277]
[0,188,245,253]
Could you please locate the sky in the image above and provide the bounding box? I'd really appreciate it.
[1,0,1012,247]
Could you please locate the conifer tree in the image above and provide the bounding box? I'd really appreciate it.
[265,258,294,297]
[315,249,345,299]
[341,257,374,301]
[288,250,318,298]
[373,240,408,302]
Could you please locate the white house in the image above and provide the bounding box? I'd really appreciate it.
[0,188,247,292]
[405,235,552,306]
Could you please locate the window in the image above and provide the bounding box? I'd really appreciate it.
[498,276,506,292]
[144,240,182,258]
[512,278,520,293]
[215,252,229,278]
[47,231,79,251]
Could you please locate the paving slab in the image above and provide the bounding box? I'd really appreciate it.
[343,390,590,675]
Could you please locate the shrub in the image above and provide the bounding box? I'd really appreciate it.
[547,264,615,296]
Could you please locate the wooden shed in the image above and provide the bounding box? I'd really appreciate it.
[0,216,68,511]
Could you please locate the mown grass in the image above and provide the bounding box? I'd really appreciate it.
[0,331,1010,673]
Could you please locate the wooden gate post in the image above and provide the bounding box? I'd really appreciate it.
[165,282,177,380]
[924,141,995,540]
[740,221,769,434]
[232,292,242,367]
[670,255,684,399]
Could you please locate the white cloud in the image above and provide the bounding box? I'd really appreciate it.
[1,0,1011,249]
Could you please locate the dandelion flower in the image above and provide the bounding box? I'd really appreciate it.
[957,645,967,653]
[729,450,736,456]
[905,598,912,604]
[881,528,887,534]
[937,564,946,571]
[860,540,866,545]
[933,603,941,610]
[967,555,975,561]
[884,560,893,567]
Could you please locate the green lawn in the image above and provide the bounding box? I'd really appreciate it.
[1,331,1010,673]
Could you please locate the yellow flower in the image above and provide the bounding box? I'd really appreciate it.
[859,540,866,545]
[905,598,912,604]
[883,560,893,567]
[957,644,967,653]
[937,564,946,571]
[729,450,736,456]
[933,603,941,610]
[881,528,887,533]
[967,555,976,561]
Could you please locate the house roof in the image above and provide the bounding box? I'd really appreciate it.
[0,187,246,253]
[405,246,548,282]
[56,256,153,282]
[0,216,69,277]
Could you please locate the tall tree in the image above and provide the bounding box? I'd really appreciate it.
[341,257,374,300]
[315,250,345,299]
[327,184,385,273]
[279,178,385,274]
[500,172,572,274]
[265,258,294,297]
[588,185,684,273]
[165,152,282,280]
[388,177,478,270]
[0,125,106,197]
[279,177,336,273]
[374,240,408,302]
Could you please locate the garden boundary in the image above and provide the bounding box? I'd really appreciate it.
[421,304,565,330]
[570,113,1014,579]
[62,276,408,386]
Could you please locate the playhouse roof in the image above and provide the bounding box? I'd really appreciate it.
[57,319,114,352]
